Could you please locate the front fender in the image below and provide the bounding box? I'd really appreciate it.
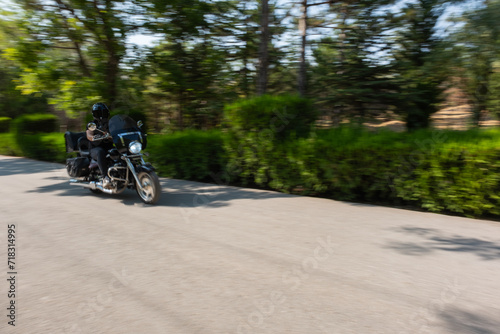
[136,163,156,174]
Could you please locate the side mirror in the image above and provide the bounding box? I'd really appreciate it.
[137,120,143,128]
[88,122,97,131]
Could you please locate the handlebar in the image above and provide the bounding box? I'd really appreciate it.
[93,133,112,141]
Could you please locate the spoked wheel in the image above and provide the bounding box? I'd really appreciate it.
[136,171,161,204]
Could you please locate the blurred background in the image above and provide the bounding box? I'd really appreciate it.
[0,0,497,132]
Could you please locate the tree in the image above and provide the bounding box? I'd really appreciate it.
[450,0,500,124]
[254,0,289,96]
[210,0,260,98]
[392,0,445,130]
[297,0,334,97]
[1,0,141,124]
[144,0,235,129]
[147,41,228,130]
[310,0,398,122]
[0,13,50,118]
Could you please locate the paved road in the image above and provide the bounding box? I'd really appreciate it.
[1,155,500,334]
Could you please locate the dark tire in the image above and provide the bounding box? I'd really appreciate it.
[136,171,161,204]
[90,189,102,194]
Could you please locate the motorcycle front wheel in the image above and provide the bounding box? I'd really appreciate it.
[136,171,161,204]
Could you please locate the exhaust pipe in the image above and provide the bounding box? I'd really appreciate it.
[69,180,114,194]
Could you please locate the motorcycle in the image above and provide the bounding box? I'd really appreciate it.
[64,114,161,204]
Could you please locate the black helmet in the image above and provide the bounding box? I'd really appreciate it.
[92,103,110,119]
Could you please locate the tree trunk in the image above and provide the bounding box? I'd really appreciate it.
[257,0,270,96]
[298,0,308,96]
[178,94,184,131]
[106,55,120,107]
[101,0,121,107]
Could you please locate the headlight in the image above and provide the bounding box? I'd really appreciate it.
[129,141,142,154]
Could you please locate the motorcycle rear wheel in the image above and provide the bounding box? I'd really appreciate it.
[136,171,161,204]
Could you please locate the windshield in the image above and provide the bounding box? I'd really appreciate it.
[108,114,145,153]
[109,114,139,136]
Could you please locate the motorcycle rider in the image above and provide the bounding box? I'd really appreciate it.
[86,103,114,189]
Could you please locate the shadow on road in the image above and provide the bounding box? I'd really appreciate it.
[157,178,292,208]
[439,307,500,334]
[25,166,292,208]
[386,226,500,260]
[0,156,62,176]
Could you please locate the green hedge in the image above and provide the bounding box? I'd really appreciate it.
[0,132,66,163]
[207,125,500,218]
[241,127,500,218]
[0,117,11,133]
[147,130,228,183]
[12,113,59,134]
[144,123,500,218]
[3,113,500,218]
[223,95,317,187]
[0,133,19,156]
[224,94,317,141]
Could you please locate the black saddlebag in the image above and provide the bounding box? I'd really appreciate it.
[66,157,90,177]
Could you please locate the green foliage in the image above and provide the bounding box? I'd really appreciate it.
[219,125,500,218]
[48,79,103,120]
[147,130,228,182]
[2,123,500,218]
[15,133,66,163]
[224,95,317,140]
[487,63,500,115]
[2,0,138,123]
[147,40,229,130]
[0,132,65,163]
[223,95,317,187]
[449,0,500,124]
[9,113,63,161]
[0,58,51,119]
[310,0,400,121]
[392,0,449,131]
[0,117,11,132]
[12,113,58,134]
[0,133,19,156]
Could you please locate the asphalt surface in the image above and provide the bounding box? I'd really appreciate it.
[1,155,500,334]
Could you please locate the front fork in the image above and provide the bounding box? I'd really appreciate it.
[122,155,148,191]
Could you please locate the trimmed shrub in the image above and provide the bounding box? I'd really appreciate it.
[0,132,66,163]
[223,95,317,187]
[393,147,500,217]
[12,113,59,134]
[0,117,12,133]
[10,114,61,161]
[147,130,228,183]
[17,133,66,163]
[224,94,317,141]
[267,127,500,218]
[217,124,500,218]
[0,133,20,156]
